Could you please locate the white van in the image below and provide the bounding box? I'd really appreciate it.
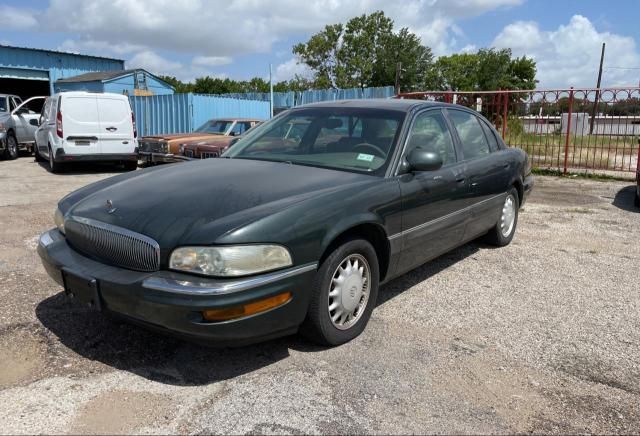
[35,92,138,172]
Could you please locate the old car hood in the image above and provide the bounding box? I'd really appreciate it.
[65,158,372,248]
[142,133,223,144]
[182,136,234,147]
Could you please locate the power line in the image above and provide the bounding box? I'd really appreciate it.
[604,66,640,70]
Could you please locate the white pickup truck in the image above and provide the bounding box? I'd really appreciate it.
[0,94,46,160]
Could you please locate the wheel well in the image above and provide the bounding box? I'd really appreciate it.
[513,180,524,206]
[320,223,391,282]
[7,128,15,138]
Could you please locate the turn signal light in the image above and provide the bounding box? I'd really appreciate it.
[202,292,292,322]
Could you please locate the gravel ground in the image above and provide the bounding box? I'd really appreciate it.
[0,156,639,434]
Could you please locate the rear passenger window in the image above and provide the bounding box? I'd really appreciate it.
[480,121,499,152]
[448,110,491,159]
[64,97,99,123]
[405,111,456,165]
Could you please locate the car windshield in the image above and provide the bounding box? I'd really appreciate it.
[226,107,405,176]
[195,120,234,134]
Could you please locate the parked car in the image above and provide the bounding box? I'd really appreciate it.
[38,100,533,346]
[34,92,138,173]
[180,122,262,159]
[138,118,261,165]
[0,94,46,159]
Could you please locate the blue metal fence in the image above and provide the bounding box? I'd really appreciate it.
[130,94,270,136]
[220,86,395,109]
[130,86,395,136]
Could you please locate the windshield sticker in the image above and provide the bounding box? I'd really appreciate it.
[357,153,374,162]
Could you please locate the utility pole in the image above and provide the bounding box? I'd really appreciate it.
[269,64,274,118]
[590,42,605,134]
[394,62,402,95]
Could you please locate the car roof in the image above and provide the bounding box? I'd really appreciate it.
[295,98,452,112]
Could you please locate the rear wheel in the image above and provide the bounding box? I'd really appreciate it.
[634,186,640,208]
[484,187,519,246]
[48,146,63,173]
[123,161,138,171]
[34,144,45,162]
[3,133,18,160]
[300,238,379,346]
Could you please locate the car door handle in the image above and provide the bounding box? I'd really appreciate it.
[503,163,510,169]
[106,127,118,132]
[455,176,465,183]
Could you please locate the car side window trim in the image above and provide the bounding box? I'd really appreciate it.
[393,107,458,176]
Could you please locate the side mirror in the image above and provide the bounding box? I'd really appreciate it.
[29,118,40,126]
[406,147,443,172]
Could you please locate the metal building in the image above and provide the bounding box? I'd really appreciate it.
[55,69,174,96]
[0,45,124,98]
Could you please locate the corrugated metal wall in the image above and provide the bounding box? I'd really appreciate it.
[130,94,270,136]
[220,86,395,109]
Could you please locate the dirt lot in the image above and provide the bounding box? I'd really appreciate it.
[0,157,639,434]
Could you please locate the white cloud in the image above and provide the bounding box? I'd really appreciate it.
[272,58,313,82]
[192,56,233,67]
[128,50,182,74]
[0,5,38,30]
[493,15,640,88]
[36,0,521,61]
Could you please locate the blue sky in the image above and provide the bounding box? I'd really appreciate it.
[1,0,639,88]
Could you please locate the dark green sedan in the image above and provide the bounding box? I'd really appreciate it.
[38,99,533,346]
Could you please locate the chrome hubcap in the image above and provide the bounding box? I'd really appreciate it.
[328,254,370,330]
[8,137,17,154]
[500,195,516,237]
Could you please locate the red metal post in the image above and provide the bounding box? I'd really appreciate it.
[501,91,508,139]
[563,87,575,175]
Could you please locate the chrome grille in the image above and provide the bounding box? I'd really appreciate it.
[65,216,160,272]
[139,140,167,153]
[201,151,219,159]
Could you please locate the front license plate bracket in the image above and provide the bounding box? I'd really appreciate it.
[62,268,102,311]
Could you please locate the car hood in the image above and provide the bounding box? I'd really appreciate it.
[182,136,234,147]
[65,158,373,248]
[141,133,224,144]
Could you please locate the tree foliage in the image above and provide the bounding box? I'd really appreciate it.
[433,48,537,91]
[293,11,434,90]
[158,75,313,95]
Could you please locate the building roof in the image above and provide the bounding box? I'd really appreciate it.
[56,69,174,89]
[0,44,124,63]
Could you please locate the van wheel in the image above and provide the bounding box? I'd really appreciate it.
[300,238,379,346]
[3,133,18,160]
[48,146,63,173]
[123,161,138,171]
[484,187,519,246]
[34,145,45,162]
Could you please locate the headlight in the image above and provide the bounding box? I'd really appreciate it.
[169,245,293,277]
[54,208,65,234]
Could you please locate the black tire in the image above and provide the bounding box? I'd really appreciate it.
[34,144,45,162]
[48,146,63,173]
[634,188,640,208]
[300,238,379,346]
[484,187,519,247]
[123,161,138,171]
[3,133,18,160]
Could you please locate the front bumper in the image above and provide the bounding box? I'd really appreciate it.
[138,151,190,165]
[37,229,317,345]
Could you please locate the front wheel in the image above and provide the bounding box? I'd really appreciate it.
[300,238,379,346]
[3,133,18,160]
[484,187,519,246]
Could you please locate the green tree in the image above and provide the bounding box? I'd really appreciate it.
[293,11,435,90]
[433,48,536,91]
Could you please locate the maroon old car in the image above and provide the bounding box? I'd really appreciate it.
[138,118,261,164]
[181,121,262,159]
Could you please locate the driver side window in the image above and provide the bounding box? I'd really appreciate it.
[405,111,457,166]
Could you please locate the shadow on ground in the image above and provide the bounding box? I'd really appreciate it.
[35,242,479,386]
[612,185,639,213]
[35,160,133,176]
